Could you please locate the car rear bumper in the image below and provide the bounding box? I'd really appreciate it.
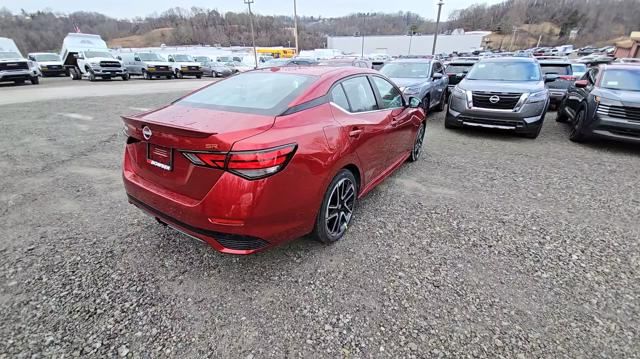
[122,149,315,254]
[588,113,640,143]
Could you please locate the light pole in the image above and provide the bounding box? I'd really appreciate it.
[293,0,299,54]
[432,0,444,55]
[245,0,258,69]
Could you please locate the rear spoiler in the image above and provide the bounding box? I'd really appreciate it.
[121,115,216,138]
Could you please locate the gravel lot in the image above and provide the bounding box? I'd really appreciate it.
[1,84,639,358]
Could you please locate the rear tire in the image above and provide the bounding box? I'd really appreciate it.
[434,92,446,112]
[408,122,426,162]
[313,169,357,244]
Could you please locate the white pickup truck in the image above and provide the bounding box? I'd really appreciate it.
[60,33,129,81]
[165,54,203,79]
[0,37,40,85]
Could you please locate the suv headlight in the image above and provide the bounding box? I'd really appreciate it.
[452,86,466,99]
[89,62,100,67]
[402,86,421,95]
[595,96,623,106]
[526,90,548,103]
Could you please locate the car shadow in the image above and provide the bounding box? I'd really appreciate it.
[446,125,534,142]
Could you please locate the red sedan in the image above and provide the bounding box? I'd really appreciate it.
[122,66,426,254]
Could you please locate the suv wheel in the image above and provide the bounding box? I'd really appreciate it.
[30,76,39,85]
[313,170,357,244]
[143,70,152,80]
[569,106,589,142]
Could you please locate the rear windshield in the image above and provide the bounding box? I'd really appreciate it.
[600,69,640,92]
[467,61,541,81]
[178,72,316,115]
[446,64,474,73]
[540,64,572,75]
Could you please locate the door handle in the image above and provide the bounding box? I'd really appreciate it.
[349,129,363,138]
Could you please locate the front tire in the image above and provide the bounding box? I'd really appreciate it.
[569,106,589,142]
[313,170,357,244]
[122,74,130,81]
[30,76,39,85]
[88,71,96,82]
[408,122,426,162]
[421,95,430,114]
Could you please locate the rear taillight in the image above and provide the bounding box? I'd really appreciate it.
[182,144,297,180]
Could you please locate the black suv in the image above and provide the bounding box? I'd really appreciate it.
[557,64,640,143]
[445,57,479,97]
[537,56,574,107]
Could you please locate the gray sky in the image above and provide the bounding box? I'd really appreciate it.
[3,0,503,21]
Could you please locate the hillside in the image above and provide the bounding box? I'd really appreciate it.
[108,28,174,48]
[1,0,638,53]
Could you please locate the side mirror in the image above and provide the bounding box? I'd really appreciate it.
[134,56,141,62]
[117,56,123,61]
[28,56,35,61]
[432,72,444,80]
[169,58,175,62]
[544,74,559,83]
[574,79,589,88]
[408,97,422,108]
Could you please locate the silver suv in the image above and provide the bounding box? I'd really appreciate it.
[446,57,557,139]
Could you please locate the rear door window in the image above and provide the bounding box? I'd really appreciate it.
[341,77,378,112]
[330,85,351,111]
[540,64,572,75]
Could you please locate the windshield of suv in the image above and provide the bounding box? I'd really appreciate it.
[85,51,113,59]
[601,69,640,92]
[0,51,22,59]
[446,64,474,73]
[179,72,315,115]
[172,54,193,62]
[138,53,164,61]
[540,64,572,75]
[466,61,541,81]
[380,62,430,78]
[34,54,60,61]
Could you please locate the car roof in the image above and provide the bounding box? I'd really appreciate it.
[28,52,58,55]
[390,58,432,63]
[478,57,536,63]
[601,64,640,71]
[538,60,572,65]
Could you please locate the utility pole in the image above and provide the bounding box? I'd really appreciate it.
[536,34,542,48]
[245,0,258,69]
[293,0,299,55]
[361,14,366,58]
[509,27,518,51]
[432,0,444,55]
[408,33,413,55]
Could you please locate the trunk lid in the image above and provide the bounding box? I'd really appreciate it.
[122,103,275,200]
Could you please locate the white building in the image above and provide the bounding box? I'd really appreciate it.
[327,33,490,56]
